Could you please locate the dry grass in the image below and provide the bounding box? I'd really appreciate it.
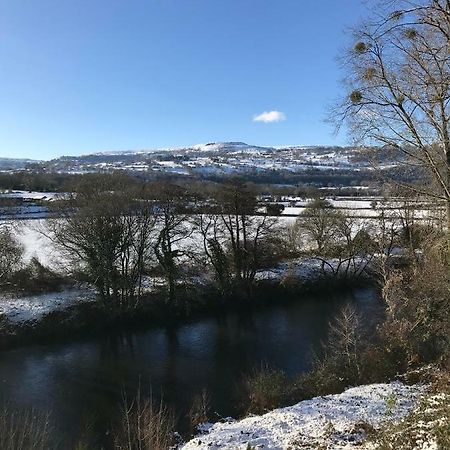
[0,405,53,450]
[115,389,176,450]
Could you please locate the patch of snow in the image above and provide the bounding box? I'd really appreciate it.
[180,382,424,450]
[157,160,183,168]
[0,190,63,201]
[0,287,96,324]
[15,220,66,269]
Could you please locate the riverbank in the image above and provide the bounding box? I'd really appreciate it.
[0,258,376,350]
[181,367,450,450]
[181,381,426,449]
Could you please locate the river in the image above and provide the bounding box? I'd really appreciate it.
[0,287,381,447]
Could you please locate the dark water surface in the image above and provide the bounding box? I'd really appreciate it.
[0,288,381,446]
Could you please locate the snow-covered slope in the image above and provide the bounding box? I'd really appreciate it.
[41,142,401,177]
[181,382,424,450]
[190,142,271,154]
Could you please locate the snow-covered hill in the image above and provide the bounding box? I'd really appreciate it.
[0,157,39,171]
[40,142,401,178]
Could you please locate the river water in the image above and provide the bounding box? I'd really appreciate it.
[0,287,381,447]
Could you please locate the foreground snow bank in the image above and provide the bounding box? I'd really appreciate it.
[181,382,424,450]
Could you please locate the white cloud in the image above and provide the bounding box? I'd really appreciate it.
[253,110,286,123]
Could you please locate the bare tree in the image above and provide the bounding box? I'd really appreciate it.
[296,199,340,254]
[296,199,374,279]
[306,303,366,391]
[0,226,23,286]
[151,182,193,305]
[368,201,403,297]
[197,213,232,298]
[334,0,450,246]
[115,389,175,450]
[195,179,277,298]
[120,202,156,305]
[326,303,364,380]
[0,405,53,450]
[214,179,277,296]
[328,214,376,280]
[283,220,305,256]
[47,190,156,309]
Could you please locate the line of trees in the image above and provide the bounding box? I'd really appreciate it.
[1,172,443,314]
[2,173,438,310]
[42,179,281,309]
[39,175,439,311]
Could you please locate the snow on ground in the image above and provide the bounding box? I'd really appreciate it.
[0,287,96,324]
[181,382,424,450]
[14,220,67,269]
[0,190,63,201]
[0,277,172,325]
[157,160,185,169]
[255,258,327,283]
[281,205,438,219]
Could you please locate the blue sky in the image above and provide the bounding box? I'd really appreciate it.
[0,0,367,160]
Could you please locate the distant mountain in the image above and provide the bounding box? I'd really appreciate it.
[34,142,410,187]
[82,142,273,157]
[0,157,39,171]
[188,142,272,153]
[43,142,393,170]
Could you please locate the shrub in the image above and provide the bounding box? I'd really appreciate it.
[380,238,450,366]
[294,364,345,400]
[10,257,68,295]
[243,365,290,414]
[370,373,450,449]
[114,391,176,450]
[255,234,292,269]
[188,389,211,431]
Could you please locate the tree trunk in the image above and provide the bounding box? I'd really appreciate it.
[446,199,450,262]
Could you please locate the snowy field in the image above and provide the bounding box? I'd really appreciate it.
[0,190,63,201]
[181,382,424,450]
[7,220,65,269]
[277,197,441,220]
[281,206,438,219]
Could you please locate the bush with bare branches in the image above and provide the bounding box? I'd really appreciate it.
[115,391,176,450]
[0,405,53,450]
[380,236,450,367]
[243,365,290,414]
